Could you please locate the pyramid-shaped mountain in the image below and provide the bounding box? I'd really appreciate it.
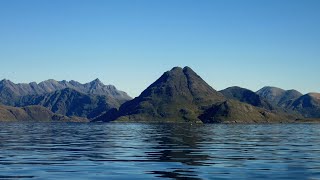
[103,66,225,122]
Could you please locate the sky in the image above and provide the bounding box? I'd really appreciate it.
[0,0,319,97]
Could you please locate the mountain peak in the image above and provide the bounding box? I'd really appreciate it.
[43,79,58,83]
[170,66,183,72]
[182,66,193,71]
[258,86,285,93]
[0,79,13,84]
[90,78,104,86]
[168,66,194,74]
[183,66,197,75]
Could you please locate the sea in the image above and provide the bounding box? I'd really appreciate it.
[0,123,320,179]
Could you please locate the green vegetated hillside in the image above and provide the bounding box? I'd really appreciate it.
[199,100,296,123]
[0,105,88,122]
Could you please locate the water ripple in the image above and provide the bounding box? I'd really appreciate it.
[0,123,320,179]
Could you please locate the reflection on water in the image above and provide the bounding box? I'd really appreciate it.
[0,123,320,179]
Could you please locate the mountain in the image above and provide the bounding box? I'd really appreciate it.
[255,86,320,118]
[0,80,22,106]
[0,105,88,122]
[288,93,320,118]
[0,78,131,105]
[220,86,274,110]
[256,86,302,107]
[94,66,296,123]
[2,68,317,123]
[199,100,295,123]
[0,79,131,118]
[95,67,226,122]
[18,88,121,119]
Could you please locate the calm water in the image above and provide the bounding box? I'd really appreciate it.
[0,123,320,180]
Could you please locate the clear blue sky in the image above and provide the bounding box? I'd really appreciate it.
[0,0,319,97]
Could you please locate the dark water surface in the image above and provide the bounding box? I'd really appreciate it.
[0,123,320,179]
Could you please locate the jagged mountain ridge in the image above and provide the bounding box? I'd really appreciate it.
[0,78,131,103]
[0,78,132,119]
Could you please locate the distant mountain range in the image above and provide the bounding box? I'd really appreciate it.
[0,67,319,123]
[0,78,131,102]
[0,79,131,120]
[257,87,320,118]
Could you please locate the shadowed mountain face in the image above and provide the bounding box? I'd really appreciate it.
[99,67,226,122]
[220,86,274,110]
[0,78,131,105]
[0,105,88,122]
[18,88,121,119]
[256,87,302,107]
[288,93,320,118]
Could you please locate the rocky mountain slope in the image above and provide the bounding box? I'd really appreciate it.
[18,88,121,119]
